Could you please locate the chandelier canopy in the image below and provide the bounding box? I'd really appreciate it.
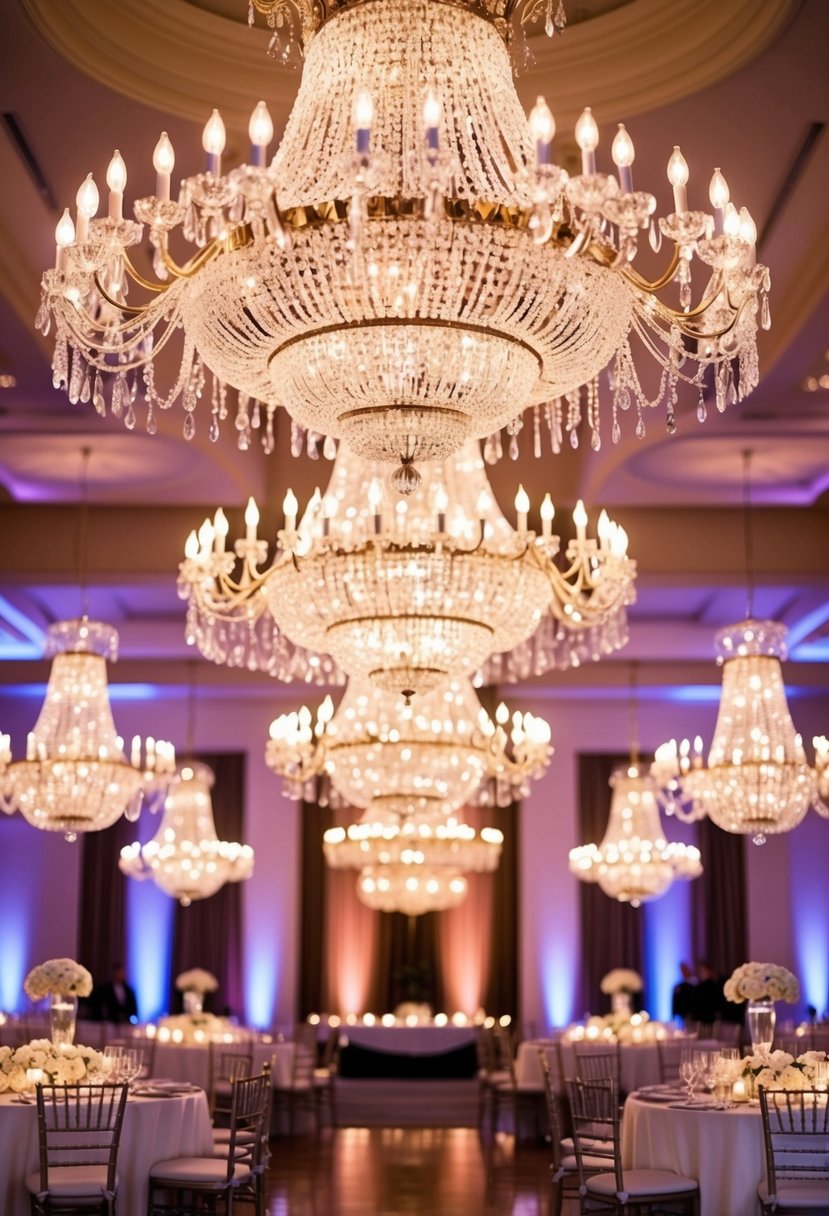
[652,619,829,844]
[266,676,552,815]
[40,0,767,488]
[569,762,702,907]
[179,442,635,698]
[119,761,254,905]
[0,619,175,841]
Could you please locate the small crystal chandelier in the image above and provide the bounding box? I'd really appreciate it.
[651,453,828,844]
[569,761,702,907]
[39,0,767,490]
[265,676,552,816]
[119,761,254,906]
[652,621,829,844]
[0,618,175,841]
[326,806,503,915]
[179,441,634,699]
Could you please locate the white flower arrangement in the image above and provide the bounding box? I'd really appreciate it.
[600,969,643,995]
[24,958,93,1001]
[739,1048,827,1091]
[156,1013,232,1044]
[567,1011,667,1044]
[0,1040,105,1093]
[723,962,800,1004]
[175,969,218,995]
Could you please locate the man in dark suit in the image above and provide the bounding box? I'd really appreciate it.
[671,961,696,1022]
[92,963,138,1024]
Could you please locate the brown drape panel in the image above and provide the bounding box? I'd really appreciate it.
[691,817,747,975]
[299,800,330,1017]
[577,753,644,1016]
[482,800,519,1017]
[170,752,245,1018]
[78,812,136,990]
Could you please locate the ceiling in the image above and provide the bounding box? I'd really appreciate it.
[0,0,827,703]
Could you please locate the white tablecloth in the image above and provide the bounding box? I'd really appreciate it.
[622,1094,765,1216]
[339,1025,477,1055]
[516,1039,718,1094]
[154,1041,292,1088]
[0,1088,212,1216]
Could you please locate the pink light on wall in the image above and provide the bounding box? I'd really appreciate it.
[326,868,377,1015]
[437,872,494,1015]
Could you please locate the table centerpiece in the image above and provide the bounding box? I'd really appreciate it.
[23,958,93,1048]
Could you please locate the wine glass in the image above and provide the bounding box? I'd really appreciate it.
[103,1045,124,1082]
[679,1050,698,1102]
[120,1048,143,1088]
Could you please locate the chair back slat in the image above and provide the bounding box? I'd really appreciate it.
[224,1071,271,1180]
[760,1086,829,1197]
[538,1048,567,1169]
[36,1082,128,1194]
[566,1077,619,1189]
[573,1043,621,1086]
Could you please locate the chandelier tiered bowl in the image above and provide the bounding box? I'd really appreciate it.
[266,676,552,815]
[119,761,254,905]
[179,441,635,698]
[39,0,768,485]
[652,619,829,844]
[326,805,504,916]
[0,618,175,840]
[569,762,702,907]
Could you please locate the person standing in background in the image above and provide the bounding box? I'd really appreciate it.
[92,963,138,1023]
[671,961,696,1022]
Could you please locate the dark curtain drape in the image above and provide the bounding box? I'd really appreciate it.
[691,816,747,975]
[482,800,519,1017]
[78,812,136,999]
[170,752,245,1018]
[577,753,644,1017]
[298,799,330,1017]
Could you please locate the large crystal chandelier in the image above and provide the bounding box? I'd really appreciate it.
[119,761,254,906]
[326,807,503,915]
[569,762,702,907]
[38,0,767,488]
[265,677,552,815]
[652,620,829,845]
[179,441,634,698]
[0,619,175,841]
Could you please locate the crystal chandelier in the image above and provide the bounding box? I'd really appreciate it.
[39,0,767,489]
[119,761,254,906]
[179,441,634,698]
[652,620,829,845]
[569,762,702,907]
[326,807,503,915]
[265,676,552,816]
[0,619,175,841]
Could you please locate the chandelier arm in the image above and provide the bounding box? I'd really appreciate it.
[92,275,156,317]
[620,246,682,295]
[56,309,184,375]
[157,231,232,281]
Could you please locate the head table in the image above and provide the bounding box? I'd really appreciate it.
[0,1087,212,1216]
[622,1092,767,1216]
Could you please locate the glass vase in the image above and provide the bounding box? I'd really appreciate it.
[611,992,632,1016]
[747,998,776,1053]
[50,993,78,1049]
[183,990,203,1015]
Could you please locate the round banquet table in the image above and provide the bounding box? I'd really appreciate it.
[515,1038,718,1094]
[622,1093,765,1216]
[153,1040,293,1087]
[0,1087,213,1216]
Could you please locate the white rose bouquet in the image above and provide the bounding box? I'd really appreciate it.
[724,962,799,1004]
[24,958,93,1001]
[740,1048,827,1092]
[600,969,643,995]
[0,1041,105,1093]
[156,1012,231,1043]
[175,968,218,995]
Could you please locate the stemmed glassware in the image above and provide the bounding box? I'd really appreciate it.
[103,1045,124,1081]
[679,1049,699,1102]
[120,1047,143,1088]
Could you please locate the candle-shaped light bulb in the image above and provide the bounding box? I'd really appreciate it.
[709,167,729,234]
[528,96,555,166]
[368,477,383,533]
[54,208,75,269]
[213,506,228,553]
[353,89,374,156]
[423,89,441,152]
[283,489,298,532]
[667,146,689,213]
[575,107,599,175]
[495,701,509,726]
[476,489,492,517]
[540,492,554,539]
[573,498,588,541]
[244,495,259,543]
[248,101,274,166]
[202,109,226,174]
[197,518,214,554]
[723,201,740,237]
[75,173,99,242]
[514,484,530,532]
[739,206,756,245]
[106,150,127,220]
[184,529,199,560]
[597,508,610,549]
[153,133,175,201]
[611,124,635,193]
[435,484,448,532]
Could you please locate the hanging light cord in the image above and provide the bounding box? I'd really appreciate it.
[742,448,755,619]
[627,661,640,767]
[75,445,92,619]
[186,661,198,762]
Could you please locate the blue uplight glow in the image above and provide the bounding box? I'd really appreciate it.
[245,949,280,1029]
[125,810,176,1019]
[0,820,32,1009]
[1,684,163,701]
[643,878,693,1023]
[541,937,576,1030]
[788,820,829,1018]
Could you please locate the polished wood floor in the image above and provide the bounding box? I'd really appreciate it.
[264,1127,570,1216]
